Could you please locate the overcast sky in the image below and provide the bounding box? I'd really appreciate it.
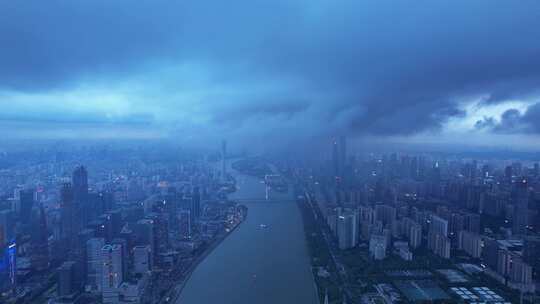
[1,1,540,151]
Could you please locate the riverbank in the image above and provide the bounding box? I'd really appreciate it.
[163,208,247,303]
[297,194,341,303]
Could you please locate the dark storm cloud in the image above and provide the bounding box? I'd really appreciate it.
[1,0,540,139]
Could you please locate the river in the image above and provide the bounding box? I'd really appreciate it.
[176,166,318,304]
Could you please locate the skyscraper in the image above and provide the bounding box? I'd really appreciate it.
[86,238,105,291]
[512,178,529,235]
[133,245,152,275]
[19,189,34,225]
[0,210,14,248]
[101,244,123,303]
[73,166,89,226]
[191,186,201,224]
[337,211,357,250]
[30,204,49,271]
[58,261,77,298]
[179,209,192,239]
[60,183,76,247]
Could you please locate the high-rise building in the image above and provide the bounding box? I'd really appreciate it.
[111,238,127,280]
[135,219,155,256]
[101,244,123,303]
[429,214,448,237]
[458,231,482,258]
[179,210,191,239]
[86,238,105,291]
[73,166,89,226]
[0,240,17,292]
[19,189,34,225]
[512,178,529,235]
[58,261,77,298]
[369,234,387,260]
[30,204,49,271]
[337,211,357,250]
[427,231,451,259]
[191,186,201,224]
[60,183,76,246]
[375,204,396,228]
[523,236,540,282]
[0,210,14,248]
[133,245,152,275]
[409,223,422,249]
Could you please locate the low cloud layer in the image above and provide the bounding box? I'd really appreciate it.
[1,0,540,149]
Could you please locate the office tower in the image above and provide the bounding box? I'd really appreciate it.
[133,245,152,275]
[76,228,95,285]
[111,238,127,280]
[58,261,77,297]
[60,183,76,245]
[73,166,89,226]
[179,210,191,239]
[369,234,387,260]
[101,244,123,303]
[30,204,49,271]
[151,215,168,264]
[86,238,105,291]
[337,211,357,250]
[107,210,123,240]
[0,240,17,292]
[135,219,155,256]
[164,188,179,233]
[19,189,34,225]
[191,186,201,224]
[523,236,540,282]
[0,210,14,248]
[512,178,529,235]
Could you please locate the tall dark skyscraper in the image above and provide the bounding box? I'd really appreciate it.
[72,166,89,226]
[512,178,529,236]
[60,183,75,246]
[19,189,34,225]
[30,204,49,271]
